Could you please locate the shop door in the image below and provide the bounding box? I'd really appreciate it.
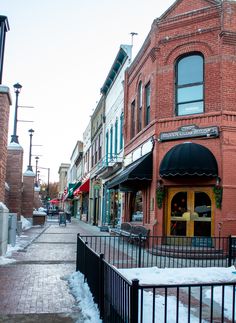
[167,188,214,237]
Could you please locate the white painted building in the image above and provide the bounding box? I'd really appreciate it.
[97,44,132,226]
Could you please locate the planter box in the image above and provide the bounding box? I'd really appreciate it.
[33,214,46,226]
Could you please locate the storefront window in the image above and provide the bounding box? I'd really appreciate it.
[131,190,143,222]
[171,192,187,217]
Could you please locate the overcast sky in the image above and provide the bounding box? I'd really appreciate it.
[1,0,174,183]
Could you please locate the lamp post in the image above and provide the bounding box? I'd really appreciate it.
[35,156,39,186]
[38,166,50,200]
[27,128,34,171]
[11,83,22,144]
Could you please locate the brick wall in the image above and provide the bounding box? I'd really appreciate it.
[0,86,11,203]
[6,146,23,218]
[21,171,35,219]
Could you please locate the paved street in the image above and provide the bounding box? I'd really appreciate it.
[0,218,106,323]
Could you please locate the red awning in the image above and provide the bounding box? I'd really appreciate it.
[74,179,90,195]
[50,198,60,205]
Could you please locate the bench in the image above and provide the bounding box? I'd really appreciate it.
[110,222,150,245]
[110,222,133,237]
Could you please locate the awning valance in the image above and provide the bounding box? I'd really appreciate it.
[74,179,90,195]
[160,142,218,177]
[107,152,153,189]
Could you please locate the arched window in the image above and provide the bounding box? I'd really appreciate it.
[137,82,142,132]
[145,82,150,126]
[176,53,204,116]
[130,100,136,138]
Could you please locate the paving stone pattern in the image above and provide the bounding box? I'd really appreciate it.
[0,218,105,322]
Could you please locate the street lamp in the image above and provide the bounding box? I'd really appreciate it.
[11,82,22,144]
[27,128,34,171]
[35,156,39,186]
[38,166,50,200]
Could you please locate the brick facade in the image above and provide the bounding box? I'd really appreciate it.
[21,171,35,219]
[0,87,11,203]
[123,0,236,237]
[6,145,23,218]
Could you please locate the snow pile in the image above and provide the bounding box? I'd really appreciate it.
[66,271,102,323]
[0,256,16,265]
[118,266,236,322]
[21,215,32,230]
[118,266,236,285]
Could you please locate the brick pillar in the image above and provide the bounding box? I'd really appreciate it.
[34,186,42,210]
[6,144,23,219]
[0,86,11,256]
[21,170,35,222]
[0,86,11,203]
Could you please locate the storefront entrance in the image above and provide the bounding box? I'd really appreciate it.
[166,187,214,237]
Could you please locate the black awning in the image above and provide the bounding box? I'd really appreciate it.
[107,152,153,189]
[160,142,218,177]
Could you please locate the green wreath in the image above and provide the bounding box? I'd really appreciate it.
[156,187,165,209]
[213,186,223,209]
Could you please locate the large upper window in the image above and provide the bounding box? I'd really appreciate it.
[176,53,204,116]
[145,82,150,126]
[131,100,136,139]
[137,82,142,132]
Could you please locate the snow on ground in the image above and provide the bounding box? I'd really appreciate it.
[118,266,236,322]
[67,266,236,323]
[118,266,236,285]
[0,216,33,265]
[66,271,102,323]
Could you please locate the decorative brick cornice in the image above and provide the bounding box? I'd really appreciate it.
[163,37,216,65]
[159,5,221,31]
[220,31,236,45]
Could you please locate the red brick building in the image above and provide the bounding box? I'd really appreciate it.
[112,0,236,238]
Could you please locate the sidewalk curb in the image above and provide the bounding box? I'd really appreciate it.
[21,224,50,251]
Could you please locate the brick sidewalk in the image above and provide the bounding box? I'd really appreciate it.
[0,218,104,322]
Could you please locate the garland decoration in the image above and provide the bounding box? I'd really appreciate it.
[156,185,165,209]
[213,186,223,209]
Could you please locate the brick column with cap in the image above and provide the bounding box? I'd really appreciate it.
[21,170,35,222]
[0,86,11,202]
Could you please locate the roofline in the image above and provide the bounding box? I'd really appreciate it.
[100,44,132,95]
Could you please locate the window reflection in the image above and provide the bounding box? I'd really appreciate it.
[176,53,204,116]
[171,192,187,217]
[131,190,143,222]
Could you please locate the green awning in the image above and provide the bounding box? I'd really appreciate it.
[67,181,81,198]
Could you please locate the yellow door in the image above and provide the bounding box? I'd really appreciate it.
[166,187,214,237]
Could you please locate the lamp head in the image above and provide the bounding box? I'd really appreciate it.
[13,83,22,93]
[28,128,34,135]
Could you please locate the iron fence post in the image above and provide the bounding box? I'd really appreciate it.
[99,253,105,319]
[228,235,232,267]
[84,241,88,281]
[130,279,139,323]
[138,234,142,268]
[76,233,80,271]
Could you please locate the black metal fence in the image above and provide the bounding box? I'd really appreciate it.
[76,235,236,322]
[77,235,236,269]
